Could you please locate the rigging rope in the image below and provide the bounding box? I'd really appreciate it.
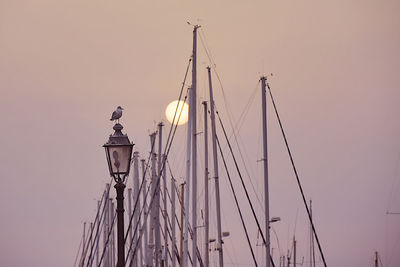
[216,110,276,267]
[124,57,192,266]
[266,82,327,267]
[80,180,112,267]
[215,134,258,267]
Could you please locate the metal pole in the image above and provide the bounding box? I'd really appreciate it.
[180,183,185,267]
[150,132,157,267]
[261,76,271,267]
[110,199,115,267]
[375,251,378,267]
[208,66,224,267]
[156,123,164,267]
[103,185,109,267]
[128,188,133,264]
[294,236,296,267]
[133,151,140,267]
[171,177,177,267]
[183,87,192,267]
[114,180,126,267]
[96,200,100,267]
[81,222,86,267]
[203,100,210,267]
[141,159,150,267]
[162,154,169,267]
[191,25,199,267]
[309,200,312,267]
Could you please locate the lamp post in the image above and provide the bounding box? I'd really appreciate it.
[104,123,134,267]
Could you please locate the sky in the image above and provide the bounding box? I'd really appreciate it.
[0,1,400,266]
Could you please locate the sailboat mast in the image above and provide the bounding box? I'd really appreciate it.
[183,87,192,267]
[293,236,297,267]
[128,188,133,264]
[180,183,185,267]
[156,123,164,267]
[191,25,199,267]
[150,132,157,267]
[171,177,177,267]
[162,154,169,267]
[141,159,150,267]
[208,66,224,267]
[133,151,140,267]
[261,76,271,267]
[203,101,210,267]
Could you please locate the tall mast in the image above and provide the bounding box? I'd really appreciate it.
[81,222,86,266]
[208,66,224,267]
[103,184,110,267]
[171,177,177,267]
[162,154,169,267]
[128,188,133,264]
[180,183,185,267]
[141,159,150,267]
[96,200,100,266]
[293,236,296,267]
[156,123,164,267]
[183,87,192,267]
[191,25,199,267]
[110,200,115,267]
[150,132,157,267]
[203,101,210,267]
[261,76,271,267]
[133,151,140,267]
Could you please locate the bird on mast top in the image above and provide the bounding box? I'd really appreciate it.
[110,106,123,123]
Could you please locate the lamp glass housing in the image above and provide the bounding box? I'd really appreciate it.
[104,144,133,177]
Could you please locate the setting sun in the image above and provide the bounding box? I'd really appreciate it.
[165,100,189,125]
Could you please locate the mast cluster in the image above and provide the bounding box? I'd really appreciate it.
[75,25,328,267]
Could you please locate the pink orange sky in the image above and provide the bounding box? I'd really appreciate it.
[0,1,399,266]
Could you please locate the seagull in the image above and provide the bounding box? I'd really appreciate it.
[110,106,123,123]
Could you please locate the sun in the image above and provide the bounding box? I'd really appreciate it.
[165,100,189,125]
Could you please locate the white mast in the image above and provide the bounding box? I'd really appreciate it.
[191,25,199,267]
[261,76,271,267]
[128,188,133,264]
[150,132,157,267]
[103,184,110,267]
[156,123,163,267]
[81,222,86,266]
[202,100,210,267]
[96,200,100,266]
[133,151,140,267]
[162,154,169,267]
[171,177,177,267]
[141,159,150,267]
[208,66,224,267]
[110,200,115,267]
[183,86,192,267]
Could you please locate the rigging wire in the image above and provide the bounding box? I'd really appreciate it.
[266,82,328,267]
[216,110,276,267]
[84,182,113,267]
[124,57,192,265]
[73,232,83,267]
[124,56,191,247]
[215,133,258,267]
[216,111,266,244]
[97,212,117,266]
[126,71,195,264]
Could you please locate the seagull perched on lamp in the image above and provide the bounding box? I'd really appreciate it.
[110,106,123,123]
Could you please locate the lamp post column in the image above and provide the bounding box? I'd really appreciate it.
[115,180,126,267]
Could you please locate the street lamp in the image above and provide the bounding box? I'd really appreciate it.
[104,122,134,267]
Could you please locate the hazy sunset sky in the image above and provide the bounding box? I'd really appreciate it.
[0,1,399,266]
